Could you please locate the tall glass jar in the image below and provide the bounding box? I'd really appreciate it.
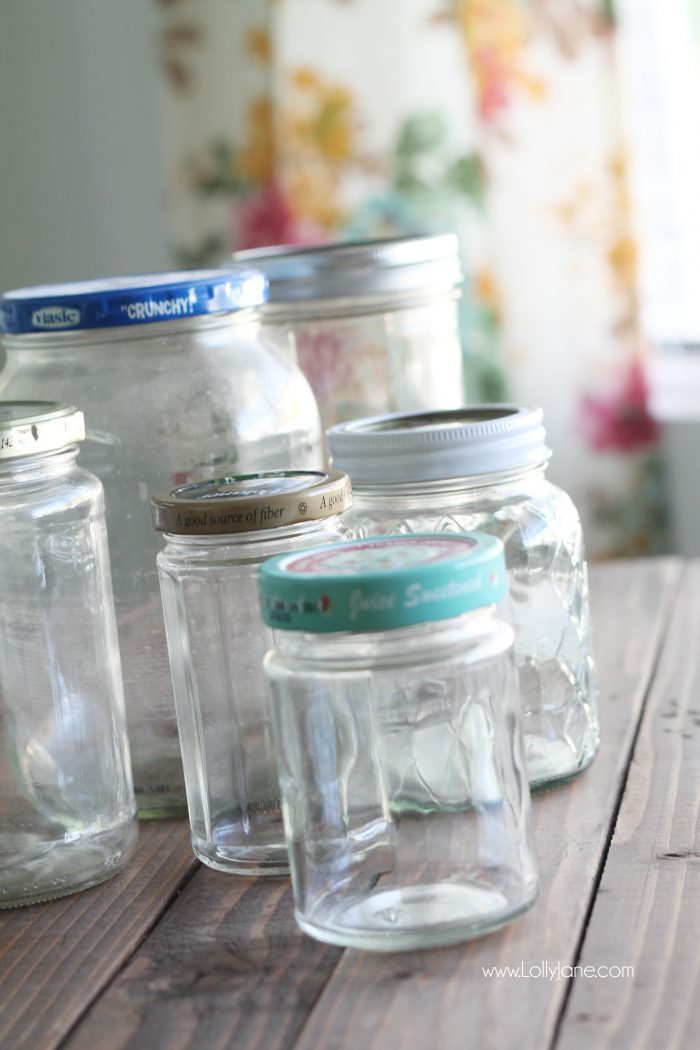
[260,533,538,951]
[328,407,599,789]
[233,235,466,433]
[152,470,351,874]
[0,271,324,817]
[0,402,137,907]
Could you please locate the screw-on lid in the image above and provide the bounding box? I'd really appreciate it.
[151,470,351,535]
[328,405,550,485]
[0,401,85,459]
[0,269,267,334]
[232,234,462,303]
[259,532,506,633]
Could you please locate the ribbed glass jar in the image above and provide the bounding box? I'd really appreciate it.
[0,402,137,907]
[153,470,351,874]
[0,272,323,817]
[329,407,599,789]
[233,235,466,434]
[260,533,538,951]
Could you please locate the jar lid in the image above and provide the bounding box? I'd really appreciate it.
[328,405,550,485]
[232,234,462,303]
[0,401,85,459]
[259,532,507,633]
[0,269,267,334]
[151,470,351,535]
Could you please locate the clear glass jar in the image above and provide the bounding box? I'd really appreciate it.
[328,407,599,789]
[0,403,137,907]
[233,235,466,433]
[153,470,351,874]
[0,271,324,817]
[260,533,538,951]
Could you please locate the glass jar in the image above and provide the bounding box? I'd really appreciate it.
[0,402,137,907]
[0,271,324,817]
[260,533,537,951]
[233,235,466,433]
[152,470,351,874]
[328,407,599,789]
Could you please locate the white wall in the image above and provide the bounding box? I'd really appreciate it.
[0,0,170,292]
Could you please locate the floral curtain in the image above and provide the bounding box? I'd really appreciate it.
[156,0,667,557]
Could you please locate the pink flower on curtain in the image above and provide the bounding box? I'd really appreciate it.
[237,180,327,250]
[580,360,659,453]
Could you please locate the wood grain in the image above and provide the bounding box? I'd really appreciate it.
[0,820,196,1050]
[291,559,681,1050]
[557,561,700,1050]
[62,869,341,1050]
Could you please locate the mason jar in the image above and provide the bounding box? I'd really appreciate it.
[0,271,324,817]
[260,533,537,951]
[152,470,351,874]
[233,235,465,433]
[0,402,137,907]
[328,407,599,789]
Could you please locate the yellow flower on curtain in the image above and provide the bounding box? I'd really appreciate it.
[237,96,276,183]
[456,0,547,120]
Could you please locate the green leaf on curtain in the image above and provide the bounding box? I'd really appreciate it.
[196,139,252,196]
[600,0,616,26]
[396,114,448,157]
[444,155,485,207]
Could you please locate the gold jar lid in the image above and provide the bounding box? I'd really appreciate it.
[151,469,351,535]
[0,401,85,460]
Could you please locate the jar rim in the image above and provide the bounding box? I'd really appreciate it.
[0,269,266,335]
[231,234,463,303]
[259,531,507,634]
[328,405,551,483]
[0,401,85,460]
[151,469,351,536]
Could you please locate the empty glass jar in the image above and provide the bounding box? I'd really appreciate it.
[233,235,466,433]
[153,470,351,874]
[0,271,323,816]
[260,533,538,951]
[328,407,599,789]
[0,402,137,907]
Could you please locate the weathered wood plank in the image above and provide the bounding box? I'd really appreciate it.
[62,871,341,1050]
[59,559,680,1050]
[556,562,700,1050]
[0,820,196,1050]
[290,559,682,1050]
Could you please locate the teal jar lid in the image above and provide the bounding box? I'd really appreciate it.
[258,532,506,633]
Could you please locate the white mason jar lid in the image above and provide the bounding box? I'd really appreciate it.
[327,406,550,485]
[0,401,85,460]
[232,234,462,302]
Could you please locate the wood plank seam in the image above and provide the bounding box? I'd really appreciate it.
[547,563,682,1050]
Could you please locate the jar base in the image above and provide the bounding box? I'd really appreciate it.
[193,841,289,877]
[295,881,538,952]
[526,733,600,791]
[0,818,138,909]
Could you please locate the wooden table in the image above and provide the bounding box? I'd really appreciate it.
[2,559,698,1050]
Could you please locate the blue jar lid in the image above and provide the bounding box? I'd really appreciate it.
[259,532,506,633]
[0,269,267,334]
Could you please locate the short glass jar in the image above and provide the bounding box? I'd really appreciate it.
[152,470,351,875]
[0,402,137,907]
[0,271,323,817]
[328,407,599,789]
[260,533,538,951]
[233,235,466,433]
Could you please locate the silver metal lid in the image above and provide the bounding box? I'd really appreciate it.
[0,401,85,460]
[328,406,550,485]
[151,470,352,535]
[231,234,463,303]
